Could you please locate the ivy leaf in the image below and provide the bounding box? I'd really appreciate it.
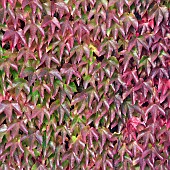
[71,136,77,143]
[149,4,169,26]
[75,0,95,14]
[7,78,30,99]
[128,35,149,57]
[109,0,134,16]
[32,81,51,99]
[17,47,36,62]
[24,21,44,47]
[100,38,118,59]
[0,101,22,122]
[5,139,24,158]
[69,82,77,93]
[0,51,18,77]
[139,55,149,67]
[102,56,119,77]
[7,121,28,139]
[107,22,125,40]
[38,52,60,68]
[55,2,69,18]
[50,33,74,61]
[71,92,87,106]
[42,15,60,34]
[145,104,165,123]
[31,105,49,128]
[49,69,62,81]
[20,67,37,86]
[70,44,90,63]
[74,19,90,43]
[22,0,43,14]
[7,7,25,29]
[2,29,26,52]
[60,63,81,85]
[107,10,120,29]
[60,19,73,37]
[121,13,138,34]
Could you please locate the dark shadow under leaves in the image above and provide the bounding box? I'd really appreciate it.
[109,124,118,133]
[134,11,141,20]
[141,101,149,107]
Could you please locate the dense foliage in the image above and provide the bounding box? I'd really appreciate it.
[0,0,170,169]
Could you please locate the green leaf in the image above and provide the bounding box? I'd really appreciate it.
[69,82,77,92]
[107,28,112,36]
[81,115,86,123]
[24,5,31,12]
[64,0,69,3]
[14,78,26,84]
[46,44,53,52]
[31,90,40,104]
[139,56,148,66]
[101,0,108,8]
[71,115,79,126]
[111,56,119,65]
[34,149,41,157]
[10,69,19,79]
[84,75,91,81]
[71,136,77,143]
[0,46,3,56]
[42,132,46,150]
[89,44,98,53]
[31,164,37,170]
[62,160,69,168]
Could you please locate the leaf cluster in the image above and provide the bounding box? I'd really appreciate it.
[0,0,170,169]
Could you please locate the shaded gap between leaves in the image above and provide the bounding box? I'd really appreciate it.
[19,129,23,135]
[24,76,29,82]
[34,124,39,130]
[131,79,135,86]
[89,15,94,20]
[109,124,118,133]
[95,81,98,87]
[57,58,65,71]
[65,140,69,151]
[111,50,115,56]
[134,11,141,20]
[19,19,25,30]
[70,105,74,111]
[107,153,113,159]
[69,15,74,21]
[49,98,56,106]
[141,101,149,107]
[118,86,123,96]
[0,114,6,125]
[159,114,165,119]
[54,12,59,19]
[148,113,152,119]
[93,52,104,62]
[118,45,123,52]
[87,4,91,12]
[2,42,10,50]
[96,55,104,62]
[89,121,95,128]
[168,146,170,154]
[65,134,70,151]
[149,2,155,10]
[129,57,135,67]
[73,79,83,94]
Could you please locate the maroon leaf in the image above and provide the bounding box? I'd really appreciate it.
[42,15,60,34]
[60,64,81,84]
[2,29,26,52]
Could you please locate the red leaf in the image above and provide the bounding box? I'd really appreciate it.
[49,70,62,81]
